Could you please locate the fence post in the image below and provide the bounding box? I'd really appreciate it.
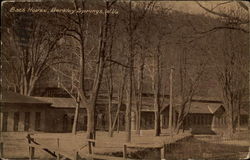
[57,138,60,160]
[27,134,35,160]
[91,141,94,154]
[0,141,3,158]
[160,144,166,160]
[74,150,79,160]
[123,144,127,159]
[88,141,93,155]
[29,145,35,160]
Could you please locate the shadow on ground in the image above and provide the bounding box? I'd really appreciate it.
[101,137,249,160]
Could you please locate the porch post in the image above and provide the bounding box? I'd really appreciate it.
[7,112,14,132]
[160,114,163,129]
[0,112,3,132]
[19,112,25,131]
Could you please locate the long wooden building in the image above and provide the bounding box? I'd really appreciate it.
[1,91,248,134]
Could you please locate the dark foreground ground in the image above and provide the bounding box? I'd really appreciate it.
[101,136,249,160]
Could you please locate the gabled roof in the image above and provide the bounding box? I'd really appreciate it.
[173,101,224,114]
[190,96,221,103]
[207,104,223,114]
[1,91,50,104]
[33,97,85,108]
[189,102,223,114]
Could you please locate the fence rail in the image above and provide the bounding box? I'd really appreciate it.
[26,134,136,160]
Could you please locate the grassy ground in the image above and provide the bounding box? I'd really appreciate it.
[165,137,249,160]
[1,129,190,159]
[168,129,250,160]
[101,130,250,160]
[1,130,249,160]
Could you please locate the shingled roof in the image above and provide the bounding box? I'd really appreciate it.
[33,97,85,108]
[1,91,50,104]
[189,102,223,114]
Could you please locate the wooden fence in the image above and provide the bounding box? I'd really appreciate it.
[26,134,135,160]
[0,133,194,160]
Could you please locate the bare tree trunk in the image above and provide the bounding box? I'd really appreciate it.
[86,105,96,139]
[176,106,184,134]
[169,67,174,135]
[248,5,250,129]
[125,67,132,142]
[237,96,241,132]
[107,10,117,137]
[225,99,234,137]
[110,70,126,137]
[72,101,80,135]
[84,23,105,140]
[117,114,120,133]
[108,92,113,136]
[136,55,144,135]
[176,120,183,134]
[154,105,161,136]
[248,107,250,130]
[153,52,161,136]
[125,0,133,143]
[154,92,161,136]
[108,65,113,136]
[85,1,112,139]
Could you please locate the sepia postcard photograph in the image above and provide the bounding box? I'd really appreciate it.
[0,0,249,160]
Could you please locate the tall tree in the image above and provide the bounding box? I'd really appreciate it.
[196,1,249,133]
[54,0,117,139]
[120,1,154,142]
[2,3,64,96]
[174,46,206,133]
[213,28,248,136]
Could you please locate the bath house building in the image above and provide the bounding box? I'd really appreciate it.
[1,91,248,134]
[0,91,86,132]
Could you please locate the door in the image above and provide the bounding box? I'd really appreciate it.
[14,112,20,131]
[2,112,8,132]
[24,112,30,131]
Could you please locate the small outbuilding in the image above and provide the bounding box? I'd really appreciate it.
[1,91,51,132]
[0,91,87,133]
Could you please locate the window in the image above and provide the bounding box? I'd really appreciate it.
[204,115,207,125]
[197,115,201,125]
[193,116,196,125]
[208,115,212,125]
[189,116,193,125]
[2,112,8,132]
[201,115,204,125]
[24,112,30,131]
[84,115,87,124]
[162,116,166,125]
[14,112,20,131]
[219,117,222,126]
[199,115,202,125]
[71,116,74,130]
[203,115,207,125]
[206,116,210,125]
[35,112,41,131]
[197,115,200,125]
[83,116,87,131]
[200,115,203,125]
[205,115,209,125]
[71,116,74,126]
[223,117,226,125]
[63,114,68,132]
